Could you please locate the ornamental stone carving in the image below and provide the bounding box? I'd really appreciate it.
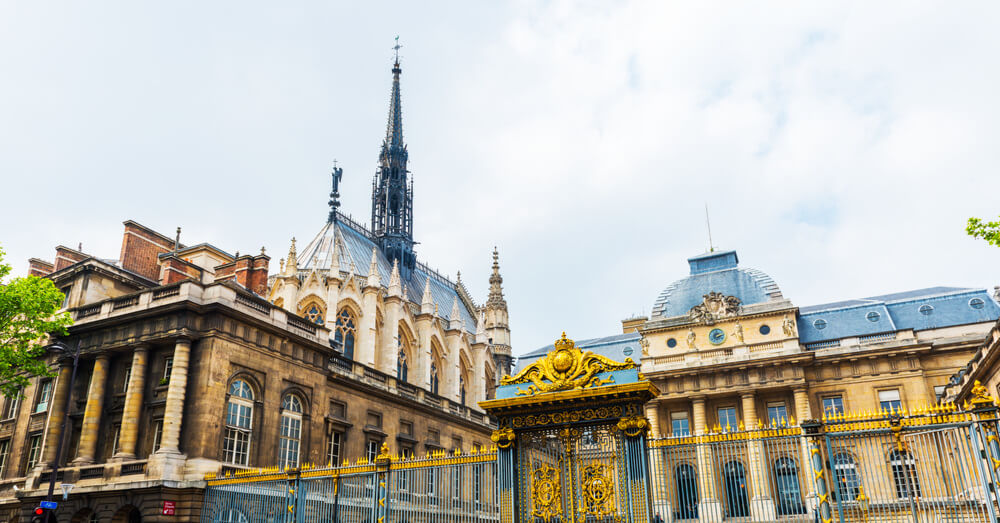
[688,292,742,325]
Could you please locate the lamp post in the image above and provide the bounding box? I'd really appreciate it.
[44,339,80,523]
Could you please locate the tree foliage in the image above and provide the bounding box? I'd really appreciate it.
[0,245,73,398]
[967,216,1000,247]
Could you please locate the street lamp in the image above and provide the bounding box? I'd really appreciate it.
[43,339,80,523]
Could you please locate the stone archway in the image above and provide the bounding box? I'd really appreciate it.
[111,505,141,523]
[70,508,96,523]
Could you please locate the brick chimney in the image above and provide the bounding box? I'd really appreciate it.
[27,258,55,277]
[214,253,270,296]
[54,245,88,271]
[119,221,179,281]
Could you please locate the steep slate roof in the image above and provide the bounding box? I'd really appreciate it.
[296,213,477,332]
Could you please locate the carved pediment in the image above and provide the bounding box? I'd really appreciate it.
[501,333,636,396]
[688,292,741,325]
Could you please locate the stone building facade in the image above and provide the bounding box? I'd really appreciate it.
[0,53,511,523]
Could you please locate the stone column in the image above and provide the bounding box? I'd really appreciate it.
[742,392,775,522]
[793,387,817,516]
[72,353,110,464]
[646,403,661,438]
[113,345,148,460]
[40,361,73,467]
[158,338,191,454]
[693,396,722,523]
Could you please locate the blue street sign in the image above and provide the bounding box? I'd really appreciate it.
[40,501,57,509]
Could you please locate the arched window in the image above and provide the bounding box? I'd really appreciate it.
[303,304,324,325]
[334,309,357,360]
[832,453,860,501]
[722,461,749,518]
[278,395,303,469]
[223,380,254,465]
[773,457,805,515]
[675,463,698,520]
[397,349,408,383]
[460,376,467,406]
[430,363,440,395]
[889,450,920,498]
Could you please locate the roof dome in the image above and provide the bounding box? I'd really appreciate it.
[651,250,783,318]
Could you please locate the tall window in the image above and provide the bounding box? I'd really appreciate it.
[397,348,408,383]
[163,357,174,382]
[327,431,343,466]
[0,439,9,477]
[430,363,440,395]
[671,412,690,436]
[460,376,467,406]
[25,434,42,472]
[2,389,21,420]
[223,380,254,466]
[832,453,861,501]
[303,304,325,325]
[766,403,788,426]
[34,380,52,413]
[334,309,357,360]
[890,450,920,498]
[152,419,163,452]
[879,390,902,413]
[822,396,844,416]
[717,407,738,432]
[278,395,303,469]
[366,439,382,462]
[122,366,132,393]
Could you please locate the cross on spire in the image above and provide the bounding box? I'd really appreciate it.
[393,35,402,64]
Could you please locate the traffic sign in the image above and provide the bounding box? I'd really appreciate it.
[40,501,57,509]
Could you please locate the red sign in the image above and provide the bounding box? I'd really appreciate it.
[162,501,175,515]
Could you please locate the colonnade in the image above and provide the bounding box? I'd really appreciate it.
[39,338,192,472]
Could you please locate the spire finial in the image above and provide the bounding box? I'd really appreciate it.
[393,35,402,65]
[487,248,506,308]
[328,161,343,223]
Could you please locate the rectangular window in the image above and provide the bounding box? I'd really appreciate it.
[766,402,788,426]
[428,429,440,444]
[327,431,343,466]
[400,420,413,436]
[1,391,21,420]
[163,357,173,382]
[122,366,131,393]
[934,385,946,402]
[25,434,42,472]
[879,389,902,413]
[452,437,463,452]
[822,396,844,416]
[60,286,71,309]
[278,415,302,469]
[111,425,121,457]
[0,439,9,477]
[397,445,414,491]
[670,411,690,436]
[366,411,382,428]
[366,439,382,462]
[330,401,346,419]
[34,380,52,414]
[152,419,163,452]
[717,407,738,432]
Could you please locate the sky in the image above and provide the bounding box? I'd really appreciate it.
[2,2,1000,356]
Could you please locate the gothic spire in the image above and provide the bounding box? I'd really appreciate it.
[284,238,298,276]
[366,247,381,288]
[371,38,415,276]
[487,247,506,307]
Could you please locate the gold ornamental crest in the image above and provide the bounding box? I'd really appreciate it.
[501,332,636,396]
[580,461,617,520]
[530,463,562,520]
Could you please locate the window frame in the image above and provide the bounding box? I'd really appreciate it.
[717,406,738,432]
[24,433,42,472]
[0,438,9,477]
[822,395,844,417]
[878,389,902,413]
[278,395,304,470]
[670,411,690,436]
[34,379,53,414]
[327,430,343,466]
[766,402,788,426]
[222,379,255,466]
[2,390,22,420]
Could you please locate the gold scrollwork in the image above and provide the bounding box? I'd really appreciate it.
[531,463,562,520]
[492,427,516,449]
[511,405,624,429]
[502,333,636,396]
[580,461,616,520]
[616,415,649,437]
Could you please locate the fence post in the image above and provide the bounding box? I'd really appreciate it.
[801,419,835,523]
[491,427,517,523]
[374,442,393,523]
[969,380,1000,520]
[618,415,654,523]
[286,468,301,523]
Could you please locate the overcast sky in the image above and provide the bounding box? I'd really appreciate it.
[2,2,999,355]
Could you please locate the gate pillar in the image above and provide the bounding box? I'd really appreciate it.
[481,333,660,523]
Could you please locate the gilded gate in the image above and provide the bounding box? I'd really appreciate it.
[481,333,660,523]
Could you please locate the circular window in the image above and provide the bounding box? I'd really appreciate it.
[813,319,827,330]
[919,304,934,316]
[866,311,881,322]
[970,298,986,310]
[759,324,771,335]
[667,338,677,348]
[622,347,634,356]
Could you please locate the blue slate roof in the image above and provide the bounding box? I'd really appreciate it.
[515,332,641,372]
[651,250,783,318]
[798,287,1000,344]
[296,214,477,332]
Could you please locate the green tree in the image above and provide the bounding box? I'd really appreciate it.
[0,245,73,398]
[967,216,1000,247]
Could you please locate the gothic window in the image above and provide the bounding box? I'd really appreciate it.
[430,363,439,395]
[223,380,254,466]
[303,304,325,325]
[397,349,408,383]
[278,395,304,469]
[334,309,357,360]
[460,376,466,406]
